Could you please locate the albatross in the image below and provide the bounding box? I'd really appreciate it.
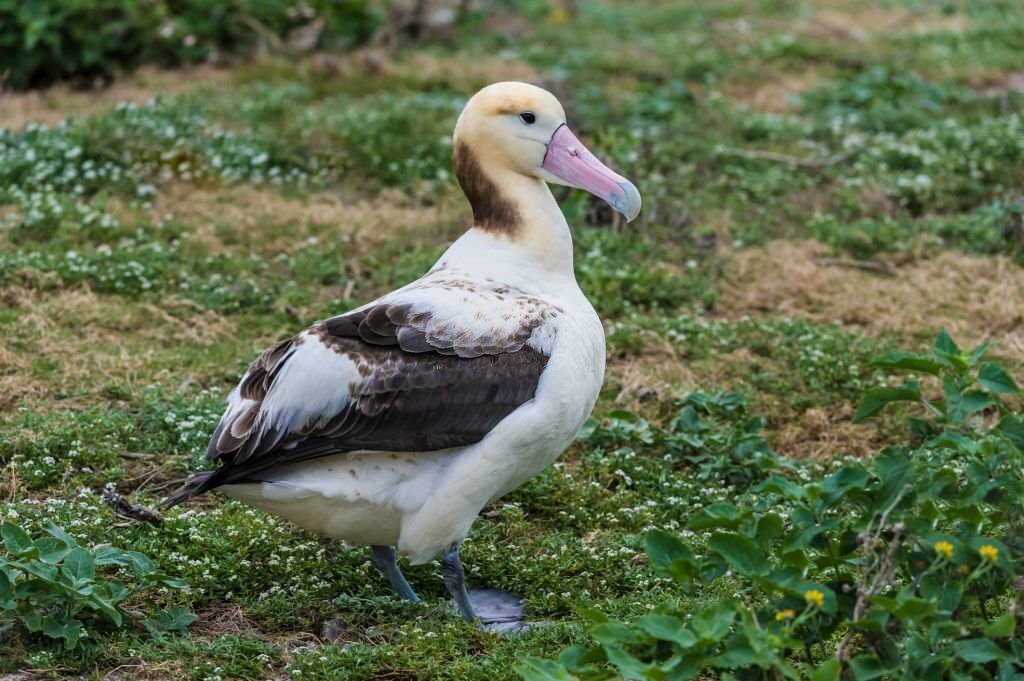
[165,81,641,629]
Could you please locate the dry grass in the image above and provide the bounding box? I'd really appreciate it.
[0,286,235,410]
[150,183,467,257]
[718,240,1024,363]
[0,64,231,132]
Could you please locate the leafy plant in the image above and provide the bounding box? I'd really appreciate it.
[0,519,193,649]
[520,331,1024,680]
[855,328,1023,442]
[0,0,378,90]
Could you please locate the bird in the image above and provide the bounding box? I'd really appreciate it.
[164,81,641,630]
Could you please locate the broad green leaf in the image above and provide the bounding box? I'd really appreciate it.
[754,513,784,545]
[810,658,841,681]
[983,613,1016,638]
[871,452,913,513]
[9,559,57,582]
[43,521,77,548]
[933,329,966,369]
[853,382,922,423]
[953,638,1007,663]
[978,362,1020,394]
[645,529,690,567]
[93,546,131,567]
[2,522,35,557]
[849,654,894,680]
[870,351,942,375]
[160,605,197,632]
[755,475,804,500]
[41,615,83,649]
[34,537,71,565]
[686,503,745,530]
[943,376,996,424]
[61,547,95,584]
[707,532,770,576]
[998,415,1024,450]
[515,657,575,681]
[968,340,991,368]
[604,643,658,680]
[634,614,698,647]
[690,600,736,644]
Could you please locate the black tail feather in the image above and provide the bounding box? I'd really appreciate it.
[161,471,218,508]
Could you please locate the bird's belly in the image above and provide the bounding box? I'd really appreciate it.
[219,449,454,546]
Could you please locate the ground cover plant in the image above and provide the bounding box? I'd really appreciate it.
[2,0,1024,678]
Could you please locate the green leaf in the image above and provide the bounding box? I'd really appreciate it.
[849,654,894,680]
[687,503,745,530]
[968,340,991,368]
[978,362,1020,394]
[933,329,966,369]
[998,415,1024,450]
[690,600,736,644]
[755,475,804,500]
[943,376,996,424]
[2,522,35,557]
[515,657,575,681]
[645,529,689,567]
[34,537,71,565]
[43,521,77,548]
[853,382,922,423]
[61,547,95,585]
[953,638,1007,663]
[41,615,83,649]
[870,351,943,375]
[634,614,698,647]
[810,658,841,681]
[983,613,1016,638]
[707,532,771,576]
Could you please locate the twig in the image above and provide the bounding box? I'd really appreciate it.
[815,257,895,276]
[834,487,910,660]
[717,145,862,169]
[102,489,164,526]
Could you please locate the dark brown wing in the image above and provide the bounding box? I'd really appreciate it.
[163,298,552,506]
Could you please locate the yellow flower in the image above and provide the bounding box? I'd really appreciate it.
[549,7,570,24]
[804,589,825,608]
[934,540,954,558]
[775,609,797,621]
[979,545,999,562]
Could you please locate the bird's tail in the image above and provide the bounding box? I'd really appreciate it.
[162,471,217,508]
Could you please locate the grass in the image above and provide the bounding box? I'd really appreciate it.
[2,0,1024,678]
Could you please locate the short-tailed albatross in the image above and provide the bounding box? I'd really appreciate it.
[165,81,641,629]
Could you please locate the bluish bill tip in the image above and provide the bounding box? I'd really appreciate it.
[608,180,642,222]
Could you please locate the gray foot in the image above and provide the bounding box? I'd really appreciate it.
[466,588,533,633]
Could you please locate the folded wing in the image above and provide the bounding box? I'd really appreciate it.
[164,278,557,506]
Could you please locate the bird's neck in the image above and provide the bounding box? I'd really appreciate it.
[454,145,574,276]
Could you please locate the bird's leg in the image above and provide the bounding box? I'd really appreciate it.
[440,545,529,632]
[440,545,477,622]
[370,545,420,603]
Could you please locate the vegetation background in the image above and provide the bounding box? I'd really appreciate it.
[1,0,1023,679]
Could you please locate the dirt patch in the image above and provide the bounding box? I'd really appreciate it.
[803,6,969,39]
[394,52,543,91]
[724,72,824,113]
[149,183,466,257]
[717,240,1024,363]
[0,286,233,409]
[0,64,231,132]
[191,602,265,638]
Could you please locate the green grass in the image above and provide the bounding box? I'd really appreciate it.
[2,0,1024,678]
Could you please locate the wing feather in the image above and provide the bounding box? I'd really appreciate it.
[164,279,558,507]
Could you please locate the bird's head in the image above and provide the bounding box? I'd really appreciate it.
[453,82,641,231]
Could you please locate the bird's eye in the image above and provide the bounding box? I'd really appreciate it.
[519,111,536,125]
